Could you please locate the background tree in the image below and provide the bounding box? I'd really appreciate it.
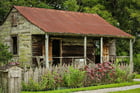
[62,0,79,11]
[0,0,139,54]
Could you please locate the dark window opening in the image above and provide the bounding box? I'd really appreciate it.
[52,40,60,66]
[94,40,100,64]
[12,36,18,55]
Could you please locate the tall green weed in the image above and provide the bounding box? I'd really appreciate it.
[134,54,140,73]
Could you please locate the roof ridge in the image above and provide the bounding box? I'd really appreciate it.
[14,5,98,16]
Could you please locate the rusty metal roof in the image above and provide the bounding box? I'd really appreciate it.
[14,6,133,38]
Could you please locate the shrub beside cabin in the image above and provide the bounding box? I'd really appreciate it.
[0,6,134,70]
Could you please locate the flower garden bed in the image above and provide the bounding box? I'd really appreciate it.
[22,62,135,92]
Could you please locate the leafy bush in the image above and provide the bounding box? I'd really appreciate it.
[134,54,140,73]
[22,62,135,91]
[42,71,63,90]
[22,79,42,91]
[84,62,115,86]
[0,42,12,65]
[84,62,135,86]
[113,63,135,83]
[22,72,61,91]
[63,66,85,88]
[0,87,3,93]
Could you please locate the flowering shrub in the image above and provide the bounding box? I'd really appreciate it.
[22,62,134,91]
[84,62,115,86]
[8,62,20,66]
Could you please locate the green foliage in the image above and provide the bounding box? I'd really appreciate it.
[63,0,79,11]
[22,72,58,91]
[83,4,118,26]
[134,38,140,55]
[43,72,56,90]
[0,0,11,24]
[0,0,53,24]
[22,63,135,91]
[22,79,41,91]
[134,54,140,73]
[114,64,135,83]
[0,42,12,65]
[135,74,140,79]
[63,66,85,88]
[0,87,3,93]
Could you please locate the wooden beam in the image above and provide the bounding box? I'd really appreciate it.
[60,40,62,64]
[45,34,49,68]
[129,39,133,73]
[100,37,103,63]
[84,36,87,65]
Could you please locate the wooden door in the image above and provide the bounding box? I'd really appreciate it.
[103,44,109,62]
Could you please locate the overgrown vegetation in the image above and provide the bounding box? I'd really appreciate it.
[0,42,12,66]
[22,62,135,91]
[134,54,140,74]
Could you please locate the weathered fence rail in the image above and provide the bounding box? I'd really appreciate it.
[22,63,129,84]
[0,66,22,93]
[0,63,130,93]
[22,67,49,84]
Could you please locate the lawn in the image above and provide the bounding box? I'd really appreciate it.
[109,88,140,93]
[135,74,140,79]
[22,81,140,93]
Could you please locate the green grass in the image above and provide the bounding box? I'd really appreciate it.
[22,81,140,93]
[109,88,140,93]
[135,74,140,79]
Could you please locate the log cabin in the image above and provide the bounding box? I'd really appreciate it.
[0,6,134,71]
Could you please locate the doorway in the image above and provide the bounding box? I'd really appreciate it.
[52,40,61,65]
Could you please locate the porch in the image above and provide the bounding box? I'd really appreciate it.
[31,34,133,71]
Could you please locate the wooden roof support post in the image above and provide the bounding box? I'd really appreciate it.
[45,34,49,68]
[129,39,133,73]
[84,36,87,65]
[100,37,103,63]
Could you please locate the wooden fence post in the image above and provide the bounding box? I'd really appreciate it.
[0,65,22,93]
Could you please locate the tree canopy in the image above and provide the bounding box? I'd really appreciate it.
[0,0,140,55]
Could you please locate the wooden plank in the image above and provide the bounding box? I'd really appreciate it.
[103,44,109,62]
[109,40,116,62]
[100,37,103,63]
[32,35,45,56]
[45,34,49,68]
[49,40,52,61]
[33,67,39,83]
[28,68,33,82]
[8,76,14,93]
[38,67,42,81]
[84,36,87,65]
[129,39,133,73]
[2,73,8,93]
[60,40,63,64]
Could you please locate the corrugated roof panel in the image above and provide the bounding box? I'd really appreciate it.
[14,6,133,38]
